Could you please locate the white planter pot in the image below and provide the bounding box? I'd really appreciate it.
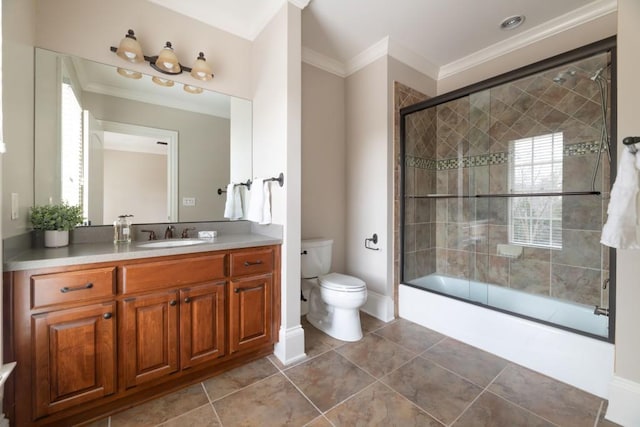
[44,230,69,248]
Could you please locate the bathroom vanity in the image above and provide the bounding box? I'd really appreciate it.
[3,236,281,426]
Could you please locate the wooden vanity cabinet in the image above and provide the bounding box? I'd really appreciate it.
[4,244,280,427]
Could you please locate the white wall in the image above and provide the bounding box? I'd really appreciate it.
[252,2,304,364]
[345,57,389,300]
[301,63,346,273]
[103,150,167,223]
[2,0,35,238]
[606,1,640,425]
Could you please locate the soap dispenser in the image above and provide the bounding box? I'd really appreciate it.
[114,214,134,244]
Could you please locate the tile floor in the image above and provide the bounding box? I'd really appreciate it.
[85,314,620,427]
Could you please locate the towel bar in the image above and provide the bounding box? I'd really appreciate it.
[217,179,252,195]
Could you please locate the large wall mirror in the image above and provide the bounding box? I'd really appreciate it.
[34,48,252,226]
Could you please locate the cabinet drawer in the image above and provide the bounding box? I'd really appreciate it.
[121,254,226,294]
[31,267,116,309]
[230,248,274,277]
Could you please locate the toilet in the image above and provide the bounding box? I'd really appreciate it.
[301,238,367,342]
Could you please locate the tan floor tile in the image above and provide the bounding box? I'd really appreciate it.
[422,338,508,387]
[336,333,415,378]
[326,382,443,426]
[75,418,109,427]
[214,373,319,426]
[305,415,334,427]
[360,312,387,334]
[453,391,554,426]
[376,318,445,353]
[110,384,209,427]
[382,357,482,425]
[202,357,278,401]
[303,318,347,349]
[489,364,602,427]
[158,404,220,427]
[286,350,376,412]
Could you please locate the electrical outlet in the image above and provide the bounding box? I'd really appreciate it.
[11,193,18,220]
[182,197,196,207]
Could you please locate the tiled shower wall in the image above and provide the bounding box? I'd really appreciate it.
[404,53,611,308]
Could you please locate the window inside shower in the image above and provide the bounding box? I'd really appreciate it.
[400,38,616,341]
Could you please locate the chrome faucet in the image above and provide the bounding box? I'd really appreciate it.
[181,227,196,238]
[141,229,157,240]
[164,225,175,239]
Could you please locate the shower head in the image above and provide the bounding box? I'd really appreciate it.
[590,62,611,81]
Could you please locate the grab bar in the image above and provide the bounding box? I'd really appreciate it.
[410,191,600,199]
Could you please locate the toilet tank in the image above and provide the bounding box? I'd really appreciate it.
[301,238,333,279]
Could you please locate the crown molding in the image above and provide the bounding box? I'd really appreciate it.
[288,0,310,9]
[438,0,617,79]
[387,38,439,80]
[302,47,347,77]
[345,37,390,76]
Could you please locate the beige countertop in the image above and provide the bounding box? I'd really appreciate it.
[4,233,282,271]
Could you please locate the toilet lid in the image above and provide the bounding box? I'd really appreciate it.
[319,273,366,292]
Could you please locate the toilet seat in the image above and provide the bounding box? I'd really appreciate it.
[319,273,366,292]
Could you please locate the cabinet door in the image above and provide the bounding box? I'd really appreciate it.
[229,275,272,353]
[121,291,179,389]
[180,281,226,370]
[32,302,116,418]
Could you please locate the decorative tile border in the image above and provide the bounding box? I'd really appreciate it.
[406,141,603,171]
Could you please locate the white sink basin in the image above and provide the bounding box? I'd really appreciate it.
[137,239,206,248]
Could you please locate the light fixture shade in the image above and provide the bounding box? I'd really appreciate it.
[155,42,181,74]
[190,52,213,81]
[152,76,174,87]
[116,30,144,63]
[117,67,142,79]
[183,84,203,94]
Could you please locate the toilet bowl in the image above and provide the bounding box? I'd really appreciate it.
[301,239,367,342]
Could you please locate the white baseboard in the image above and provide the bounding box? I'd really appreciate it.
[273,325,306,366]
[606,375,640,426]
[362,290,395,322]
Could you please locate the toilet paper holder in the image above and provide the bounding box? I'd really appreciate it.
[365,233,379,251]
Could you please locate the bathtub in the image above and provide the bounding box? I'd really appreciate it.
[409,274,608,337]
[399,274,614,398]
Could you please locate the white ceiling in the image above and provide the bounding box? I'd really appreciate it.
[148,0,616,78]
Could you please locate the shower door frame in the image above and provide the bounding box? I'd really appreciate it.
[399,36,617,343]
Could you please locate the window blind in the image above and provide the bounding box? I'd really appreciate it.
[60,80,84,208]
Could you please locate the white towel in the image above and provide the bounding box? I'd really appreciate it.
[223,183,243,220]
[247,178,272,225]
[601,147,640,249]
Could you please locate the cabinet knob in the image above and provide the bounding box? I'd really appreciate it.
[103,312,112,319]
[184,297,191,303]
[169,300,177,306]
[234,288,240,293]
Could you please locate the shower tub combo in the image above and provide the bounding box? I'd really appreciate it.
[399,38,616,397]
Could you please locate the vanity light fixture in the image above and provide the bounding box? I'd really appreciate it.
[110,29,214,80]
[151,76,174,87]
[116,68,142,79]
[183,84,203,94]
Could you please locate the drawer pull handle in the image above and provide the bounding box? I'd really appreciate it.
[235,285,263,294]
[169,300,177,306]
[184,297,191,303]
[103,312,113,320]
[60,283,94,293]
[243,260,263,267]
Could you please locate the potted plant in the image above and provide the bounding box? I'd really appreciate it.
[30,202,84,247]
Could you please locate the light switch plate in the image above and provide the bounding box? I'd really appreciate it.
[182,197,196,207]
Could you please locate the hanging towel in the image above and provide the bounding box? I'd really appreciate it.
[223,183,243,220]
[247,178,272,225]
[601,147,640,249]
[247,178,265,223]
[261,179,272,225]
